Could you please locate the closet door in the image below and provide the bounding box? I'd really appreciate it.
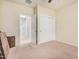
[38,15,55,44]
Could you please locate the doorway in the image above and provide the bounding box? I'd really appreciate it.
[20,14,32,46]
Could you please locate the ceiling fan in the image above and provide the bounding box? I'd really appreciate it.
[48,0,52,3]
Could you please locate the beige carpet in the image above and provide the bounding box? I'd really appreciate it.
[7,41,77,59]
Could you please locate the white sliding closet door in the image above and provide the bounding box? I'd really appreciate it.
[38,15,55,44]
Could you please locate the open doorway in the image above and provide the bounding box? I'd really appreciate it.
[20,14,32,46]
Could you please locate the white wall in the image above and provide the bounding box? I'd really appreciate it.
[37,5,55,16]
[0,1,34,46]
[56,3,78,46]
[0,1,2,29]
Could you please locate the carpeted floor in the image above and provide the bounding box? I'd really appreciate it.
[7,41,77,59]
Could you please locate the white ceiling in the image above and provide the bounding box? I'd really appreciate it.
[4,0,78,10]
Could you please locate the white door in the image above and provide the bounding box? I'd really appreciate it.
[20,15,32,46]
[38,15,55,44]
